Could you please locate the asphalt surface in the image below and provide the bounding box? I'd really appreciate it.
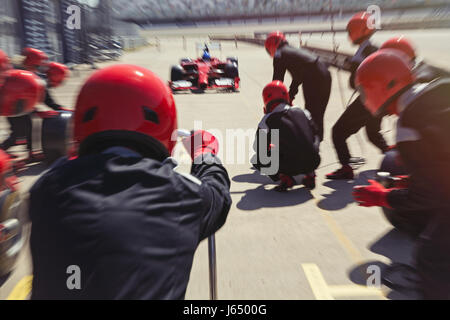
[1,26,449,300]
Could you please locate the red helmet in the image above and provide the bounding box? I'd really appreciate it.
[74,64,178,158]
[22,47,48,71]
[347,11,376,45]
[265,31,286,57]
[47,62,69,87]
[380,36,416,61]
[263,81,290,113]
[355,49,415,117]
[0,69,45,117]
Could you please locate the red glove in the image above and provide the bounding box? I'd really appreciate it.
[183,130,219,161]
[353,180,392,208]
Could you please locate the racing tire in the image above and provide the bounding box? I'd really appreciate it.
[379,150,428,237]
[171,65,185,82]
[41,111,73,165]
[224,63,239,79]
[227,57,238,66]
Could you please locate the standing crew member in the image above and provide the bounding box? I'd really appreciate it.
[29,64,232,300]
[44,62,70,111]
[265,31,331,141]
[253,81,321,191]
[0,69,45,154]
[353,50,450,299]
[327,12,389,180]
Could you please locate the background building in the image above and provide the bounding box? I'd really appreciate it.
[0,0,146,63]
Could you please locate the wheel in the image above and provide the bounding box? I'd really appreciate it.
[227,57,238,66]
[224,62,239,79]
[41,111,73,165]
[170,65,185,82]
[180,58,192,64]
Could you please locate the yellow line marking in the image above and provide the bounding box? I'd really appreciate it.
[301,263,334,300]
[314,198,364,263]
[312,197,386,299]
[328,285,384,298]
[7,275,33,300]
[302,264,385,300]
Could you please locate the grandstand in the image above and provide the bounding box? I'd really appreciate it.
[112,0,449,25]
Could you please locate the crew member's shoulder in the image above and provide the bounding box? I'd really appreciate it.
[400,78,450,126]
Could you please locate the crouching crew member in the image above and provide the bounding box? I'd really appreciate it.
[353,50,450,299]
[29,64,232,300]
[253,81,321,191]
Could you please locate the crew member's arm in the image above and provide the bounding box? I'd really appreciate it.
[353,140,440,213]
[273,57,300,102]
[184,130,232,241]
[44,89,62,111]
[272,55,287,82]
[288,80,301,102]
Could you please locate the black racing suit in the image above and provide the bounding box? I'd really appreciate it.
[414,59,450,83]
[272,44,331,141]
[386,79,450,299]
[0,88,61,152]
[29,147,232,300]
[252,103,321,181]
[332,40,388,166]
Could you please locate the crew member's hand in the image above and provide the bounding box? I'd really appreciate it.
[353,180,392,208]
[183,130,219,161]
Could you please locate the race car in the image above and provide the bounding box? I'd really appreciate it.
[169,47,240,93]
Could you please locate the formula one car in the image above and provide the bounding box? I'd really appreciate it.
[169,46,240,93]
